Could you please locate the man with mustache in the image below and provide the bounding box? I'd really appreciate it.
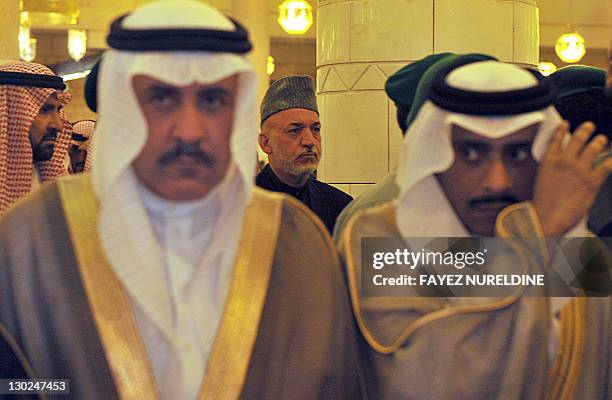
[339,60,612,399]
[0,1,363,398]
[0,62,72,215]
[333,52,496,240]
[257,75,353,234]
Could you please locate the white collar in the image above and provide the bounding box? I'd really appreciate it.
[138,177,220,219]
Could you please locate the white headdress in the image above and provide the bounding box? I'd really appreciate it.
[90,0,258,338]
[395,61,562,237]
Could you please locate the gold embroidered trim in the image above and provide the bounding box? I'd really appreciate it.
[59,175,159,399]
[198,188,283,399]
[342,203,536,354]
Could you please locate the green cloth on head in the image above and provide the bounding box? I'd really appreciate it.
[385,53,452,109]
[260,75,318,125]
[551,65,611,138]
[404,53,497,128]
[333,52,497,242]
[551,65,606,98]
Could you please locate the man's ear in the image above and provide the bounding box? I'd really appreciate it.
[258,131,272,154]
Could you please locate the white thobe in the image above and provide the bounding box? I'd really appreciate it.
[129,182,236,400]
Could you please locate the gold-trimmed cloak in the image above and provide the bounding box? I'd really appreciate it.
[0,175,365,400]
[339,201,612,400]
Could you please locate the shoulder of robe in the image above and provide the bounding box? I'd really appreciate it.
[251,186,338,263]
[0,177,67,229]
[341,201,399,249]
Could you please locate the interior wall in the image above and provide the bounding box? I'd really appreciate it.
[13,0,611,151]
[269,39,316,83]
[539,47,608,70]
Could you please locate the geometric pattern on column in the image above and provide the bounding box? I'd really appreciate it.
[318,62,414,93]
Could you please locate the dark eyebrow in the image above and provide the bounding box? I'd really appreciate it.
[198,87,231,97]
[502,140,534,149]
[286,122,306,128]
[148,85,178,95]
[453,140,490,148]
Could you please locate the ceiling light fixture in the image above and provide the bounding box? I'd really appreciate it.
[277,0,313,35]
[554,0,586,63]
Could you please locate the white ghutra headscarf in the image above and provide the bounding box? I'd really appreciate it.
[395,61,563,237]
[90,1,259,396]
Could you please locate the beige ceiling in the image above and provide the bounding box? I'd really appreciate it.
[538,0,611,49]
[24,0,610,51]
[26,0,315,50]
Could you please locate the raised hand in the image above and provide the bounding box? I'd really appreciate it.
[533,121,612,236]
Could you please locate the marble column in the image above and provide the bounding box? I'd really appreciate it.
[0,0,20,63]
[316,0,540,196]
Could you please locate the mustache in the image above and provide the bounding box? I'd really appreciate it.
[297,149,319,157]
[158,141,217,167]
[41,129,58,141]
[469,194,519,208]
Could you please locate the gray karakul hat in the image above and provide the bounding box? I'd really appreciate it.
[260,75,318,125]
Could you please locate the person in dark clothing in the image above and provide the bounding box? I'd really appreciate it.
[1,324,40,400]
[257,75,352,233]
[551,65,612,238]
[606,42,612,98]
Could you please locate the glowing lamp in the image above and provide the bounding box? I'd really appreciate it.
[68,29,87,62]
[18,25,36,62]
[278,0,313,35]
[267,56,276,76]
[21,0,80,26]
[537,62,557,76]
[555,32,586,63]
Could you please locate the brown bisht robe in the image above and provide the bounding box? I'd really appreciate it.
[0,174,365,400]
[339,201,612,400]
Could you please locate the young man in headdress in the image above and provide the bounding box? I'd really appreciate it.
[0,1,363,399]
[333,52,496,240]
[0,62,72,215]
[69,119,95,173]
[257,75,353,234]
[339,59,612,399]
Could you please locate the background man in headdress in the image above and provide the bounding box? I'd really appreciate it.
[84,58,100,114]
[0,1,362,399]
[257,75,353,234]
[550,65,612,238]
[333,52,495,240]
[0,62,71,215]
[69,119,95,173]
[340,60,612,399]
